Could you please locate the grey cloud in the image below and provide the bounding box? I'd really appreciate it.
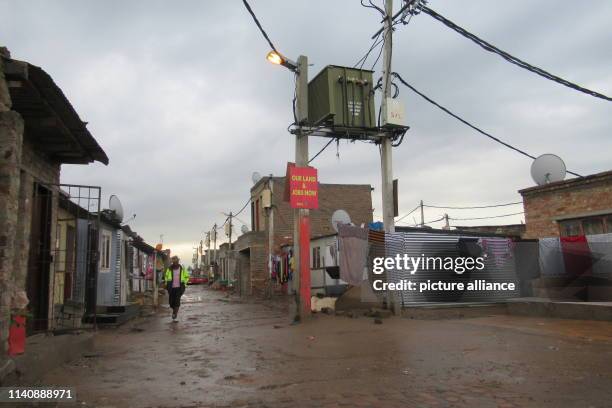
[1,0,610,261]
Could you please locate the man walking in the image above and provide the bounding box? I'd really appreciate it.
[164,256,189,321]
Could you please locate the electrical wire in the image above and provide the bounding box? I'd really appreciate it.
[233,196,252,217]
[398,215,445,226]
[424,201,523,210]
[395,204,420,222]
[392,72,583,178]
[241,0,278,52]
[449,211,525,221]
[361,0,386,17]
[421,6,612,102]
[423,216,446,225]
[354,31,385,69]
[308,138,336,163]
[371,0,425,38]
[354,10,406,71]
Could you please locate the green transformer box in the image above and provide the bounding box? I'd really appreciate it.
[308,65,376,129]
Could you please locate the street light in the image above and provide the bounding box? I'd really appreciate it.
[266,50,298,72]
[267,50,311,320]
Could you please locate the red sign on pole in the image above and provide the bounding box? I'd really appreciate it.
[288,166,318,209]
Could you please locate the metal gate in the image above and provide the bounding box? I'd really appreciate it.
[51,184,101,332]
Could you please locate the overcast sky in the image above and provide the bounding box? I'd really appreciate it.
[2,0,611,263]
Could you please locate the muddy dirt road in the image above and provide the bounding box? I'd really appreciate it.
[42,286,612,408]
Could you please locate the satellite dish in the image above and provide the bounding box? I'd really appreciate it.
[252,171,262,184]
[331,209,352,232]
[108,195,124,222]
[241,225,249,234]
[531,154,566,186]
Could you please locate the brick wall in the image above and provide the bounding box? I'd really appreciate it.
[243,177,373,295]
[252,177,373,240]
[520,172,612,238]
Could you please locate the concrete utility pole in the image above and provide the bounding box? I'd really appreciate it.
[205,232,211,267]
[225,211,233,286]
[152,249,158,308]
[267,175,274,291]
[293,55,310,320]
[380,0,395,235]
[380,0,402,315]
[212,224,217,279]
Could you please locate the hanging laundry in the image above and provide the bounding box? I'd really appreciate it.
[539,237,566,277]
[560,235,592,277]
[324,243,338,267]
[586,233,612,278]
[478,238,514,266]
[338,225,368,286]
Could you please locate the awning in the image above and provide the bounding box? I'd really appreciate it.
[3,57,109,165]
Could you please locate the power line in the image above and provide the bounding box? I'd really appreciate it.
[398,215,445,226]
[423,216,446,225]
[361,0,386,18]
[241,0,278,52]
[354,9,408,70]
[233,196,252,217]
[395,204,420,222]
[308,138,336,163]
[354,29,384,68]
[392,72,583,178]
[424,201,523,210]
[449,211,524,221]
[421,6,612,102]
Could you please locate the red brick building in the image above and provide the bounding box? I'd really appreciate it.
[234,177,373,296]
[519,170,612,239]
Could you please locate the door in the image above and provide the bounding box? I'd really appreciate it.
[63,225,76,301]
[26,183,53,333]
[84,223,99,317]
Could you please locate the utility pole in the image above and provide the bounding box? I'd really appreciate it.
[267,175,274,296]
[212,224,217,280]
[420,200,425,227]
[228,212,233,284]
[380,0,402,315]
[205,231,211,268]
[152,249,158,308]
[293,55,310,320]
[380,0,395,235]
[443,213,450,230]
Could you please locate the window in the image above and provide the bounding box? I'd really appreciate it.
[100,232,111,269]
[312,247,321,269]
[606,216,612,233]
[251,201,255,231]
[559,215,612,237]
[559,220,581,237]
[255,199,260,231]
[583,218,604,235]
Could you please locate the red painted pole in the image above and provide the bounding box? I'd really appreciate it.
[299,214,311,316]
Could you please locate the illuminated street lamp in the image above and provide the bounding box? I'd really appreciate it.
[266,50,298,72]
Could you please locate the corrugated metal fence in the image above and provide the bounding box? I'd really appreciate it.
[368,230,520,306]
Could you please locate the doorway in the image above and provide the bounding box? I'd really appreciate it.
[26,183,53,333]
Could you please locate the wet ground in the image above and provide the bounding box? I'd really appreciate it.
[42,285,612,408]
